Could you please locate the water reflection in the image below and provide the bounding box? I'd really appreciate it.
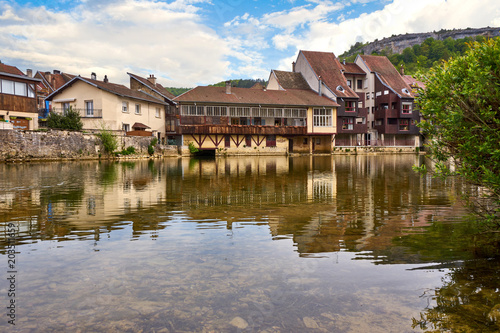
[0,156,494,332]
[1,156,469,258]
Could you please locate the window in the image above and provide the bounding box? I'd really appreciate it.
[85,100,94,117]
[313,109,332,127]
[356,117,365,124]
[28,84,35,98]
[122,123,130,132]
[402,103,412,114]
[156,107,161,118]
[345,101,355,112]
[375,119,383,126]
[347,80,352,88]
[303,138,308,145]
[122,101,128,113]
[135,104,141,114]
[371,107,375,114]
[63,102,70,114]
[14,82,26,96]
[366,93,370,100]
[245,135,252,147]
[357,79,363,90]
[342,118,354,130]
[399,119,409,131]
[266,135,276,147]
[316,138,321,145]
[1,80,14,94]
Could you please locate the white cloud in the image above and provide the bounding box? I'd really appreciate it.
[0,0,229,87]
[276,0,500,58]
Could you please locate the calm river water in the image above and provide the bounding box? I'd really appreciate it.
[1,155,499,332]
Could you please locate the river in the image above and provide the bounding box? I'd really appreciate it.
[0,155,499,332]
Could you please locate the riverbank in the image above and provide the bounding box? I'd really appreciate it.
[0,129,424,162]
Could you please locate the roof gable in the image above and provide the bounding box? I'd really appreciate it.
[299,51,359,99]
[271,70,312,90]
[359,55,414,98]
[46,76,167,105]
[0,63,24,76]
[128,72,176,102]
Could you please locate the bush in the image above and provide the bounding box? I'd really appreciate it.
[116,146,136,156]
[47,107,83,130]
[96,126,118,154]
[188,142,199,154]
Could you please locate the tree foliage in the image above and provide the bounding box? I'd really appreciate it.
[47,107,83,131]
[96,125,118,154]
[416,38,500,224]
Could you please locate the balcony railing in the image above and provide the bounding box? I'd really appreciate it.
[179,124,307,136]
[50,108,103,118]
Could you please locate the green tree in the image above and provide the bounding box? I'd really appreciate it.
[47,107,83,130]
[96,124,118,154]
[417,38,500,226]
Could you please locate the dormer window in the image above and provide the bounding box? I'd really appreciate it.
[402,88,410,95]
[337,85,344,92]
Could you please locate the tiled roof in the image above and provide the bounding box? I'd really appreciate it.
[272,70,311,90]
[402,75,426,90]
[37,71,75,91]
[359,55,414,98]
[0,63,24,76]
[299,51,359,99]
[341,62,366,75]
[250,82,265,89]
[128,72,176,101]
[46,76,167,105]
[174,86,339,107]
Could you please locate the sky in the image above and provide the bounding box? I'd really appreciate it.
[1,0,500,88]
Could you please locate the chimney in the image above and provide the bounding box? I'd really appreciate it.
[53,69,61,74]
[26,69,33,78]
[292,61,296,72]
[343,59,346,65]
[51,76,56,89]
[147,74,157,85]
[400,64,404,76]
[104,75,108,83]
[91,72,96,80]
[318,76,322,96]
[225,80,232,95]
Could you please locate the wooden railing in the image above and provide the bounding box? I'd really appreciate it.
[179,124,307,135]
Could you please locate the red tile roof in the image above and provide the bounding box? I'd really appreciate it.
[299,51,359,99]
[174,86,339,107]
[46,76,167,105]
[341,62,366,75]
[359,55,414,98]
[128,72,176,101]
[272,70,311,90]
[402,75,426,90]
[0,63,25,76]
[36,71,75,91]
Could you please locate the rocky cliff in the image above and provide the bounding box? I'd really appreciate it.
[355,27,500,56]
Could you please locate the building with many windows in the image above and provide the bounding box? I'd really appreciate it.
[172,81,338,154]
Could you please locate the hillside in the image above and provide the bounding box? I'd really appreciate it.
[341,27,500,58]
[165,79,267,96]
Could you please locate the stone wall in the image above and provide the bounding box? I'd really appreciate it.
[0,130,179,161]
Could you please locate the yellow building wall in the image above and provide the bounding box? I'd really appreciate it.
[51,80,165,137]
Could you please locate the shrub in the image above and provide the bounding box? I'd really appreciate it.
[47,107,83,131]
[96,126,118,154]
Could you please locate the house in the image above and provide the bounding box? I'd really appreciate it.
[355,55,420,146]
[292,51,368,146]
[127,72,177,143]
[172,81,339,154]
[0,63,41,130]
[34,70,76,122]
[45,73,168,141]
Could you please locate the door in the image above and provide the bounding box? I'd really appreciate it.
[288,138,294,153]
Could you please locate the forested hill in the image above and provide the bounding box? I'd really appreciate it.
[165,79,267,96]
[340,27,500,74]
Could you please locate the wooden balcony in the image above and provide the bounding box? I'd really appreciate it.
[179,124,307,136]
[337,123,367,134]
[375,124,420,135]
